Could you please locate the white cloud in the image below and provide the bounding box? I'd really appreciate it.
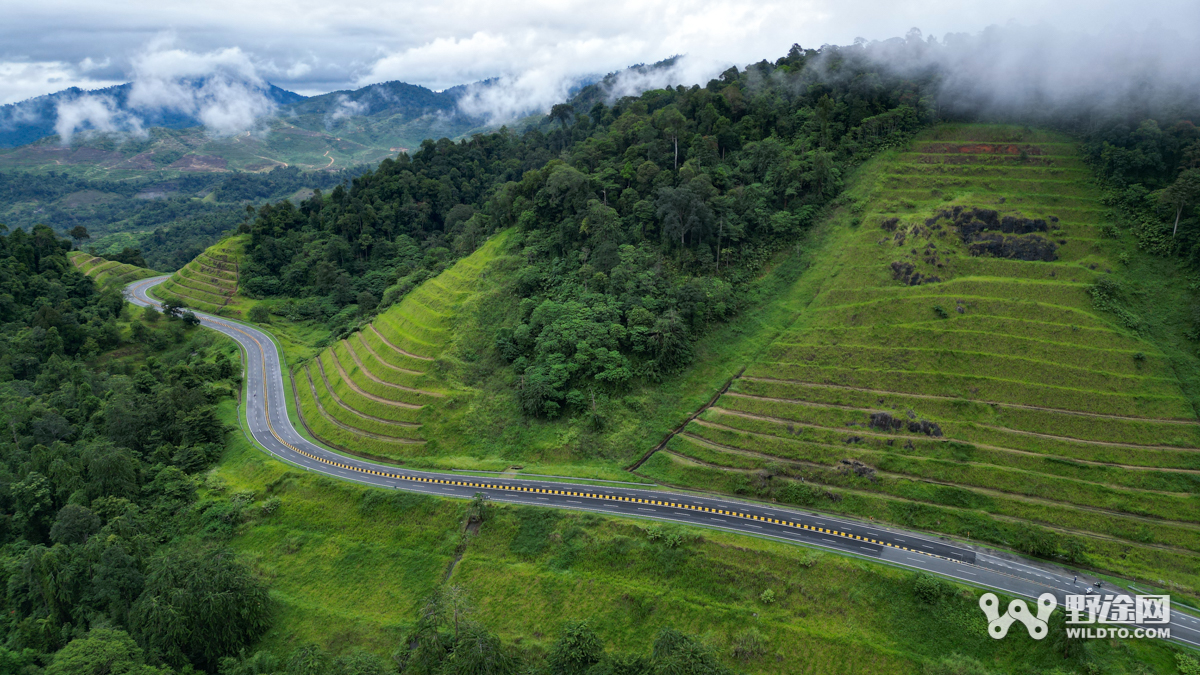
[0,61,123,105]
[326,93,368,128]
[0,0,1197,130]
[54,95,144,142]
[125,37,277,135]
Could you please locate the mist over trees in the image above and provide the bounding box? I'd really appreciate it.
[241,42,931,415]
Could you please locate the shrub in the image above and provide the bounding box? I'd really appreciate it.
[247,304,270,323]
[730,628,767,662]
[913,573,952,603]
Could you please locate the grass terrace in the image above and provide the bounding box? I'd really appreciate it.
[635,124,1200,593]
[68,250,157,290]
[289,230,514,462]
[153,235,245,315]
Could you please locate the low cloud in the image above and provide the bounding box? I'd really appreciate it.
[126,37,278,136]
[325,94,368,128]
[54,95,144,142]
[0,61,123,106]
[844,23,1200,121]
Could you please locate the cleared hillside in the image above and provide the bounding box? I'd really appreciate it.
[290,230,514,461]
[154,235,244,314]
[68,250,156,289]
[640,125,1200,590]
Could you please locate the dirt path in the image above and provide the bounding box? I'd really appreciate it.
[696,413,1200,475]
[340,338,442,397]
[318,353,422,409]
[367,324,434,361]
[690,418,1198,499]
[742,376,1199,424]
[311,362,421,427]
[302,366,423,442]
[626,367,743,470]
[352,332,424,375]
[722,392,1200,451]
[653,449,1200,557]
[175,274,227,294]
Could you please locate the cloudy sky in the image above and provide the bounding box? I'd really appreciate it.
[1,0,1195,107]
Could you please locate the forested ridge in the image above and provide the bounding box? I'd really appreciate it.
[244,43,931,416]
[0,166,367,273]
[0,225,284,672]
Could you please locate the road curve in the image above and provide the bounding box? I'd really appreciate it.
[125,276,1200,647]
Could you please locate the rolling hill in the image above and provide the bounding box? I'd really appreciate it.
[290,230,514,460]
[152,235,245,314]
[68,249,157,289]
[634,124,1200,590]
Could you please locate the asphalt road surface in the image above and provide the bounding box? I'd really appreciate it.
[126,276,1200,648]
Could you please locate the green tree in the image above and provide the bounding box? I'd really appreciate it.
[654,107,688,170]
[549,621,604,675]
[160,298,186,319]
[649,628,732,675]
[655,186,713,248]
[46,628,167,675]
[130,549,273,669]
[69,226,90,250]
[1157,167,1200,236]
[247,304,270,323]
[49,504,100,545]
[442,624,520,675]
[286,644,328,675]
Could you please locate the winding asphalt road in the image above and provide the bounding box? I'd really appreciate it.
[126,276,1200,648]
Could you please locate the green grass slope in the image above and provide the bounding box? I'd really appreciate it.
[637,124,1200,593]
[68,249,157,289]
[215,401,1186,674]
[290,230,515,461]
[153,235,245,315]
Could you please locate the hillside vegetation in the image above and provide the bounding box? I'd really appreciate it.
[634,124,1200,593]
[260,124,1200,596]
[67,249,157,290]
[153,235,246,315]
[215,399,1186,675]
[290,231,514,459]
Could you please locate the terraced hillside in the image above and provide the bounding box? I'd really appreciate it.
[68,250,156,289]
[291,231,513,461]
[644,125,1200,589]
[155,235,244,314]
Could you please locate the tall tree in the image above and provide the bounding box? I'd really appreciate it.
[1158,168,1200,236]
[68,226,90,250]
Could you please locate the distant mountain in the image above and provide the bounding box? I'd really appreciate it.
[0,82,306,149]
[289,80,461,118]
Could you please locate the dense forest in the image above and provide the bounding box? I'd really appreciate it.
[0,223,745,674]
[1074,118,1200,261]
[0,225,268,672]
[0,166,367,272]
[244,43,931,416]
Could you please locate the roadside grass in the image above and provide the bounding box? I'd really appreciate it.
[636,450,1200,593]
[668,429,1200,554]
[211,401,1185,674]
[632,123,1200,597]
[289,231,515,452]
[170,123,1200,607]
[153,234,246,316]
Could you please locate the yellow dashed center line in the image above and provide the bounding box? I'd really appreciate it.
[132,281,977,571]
